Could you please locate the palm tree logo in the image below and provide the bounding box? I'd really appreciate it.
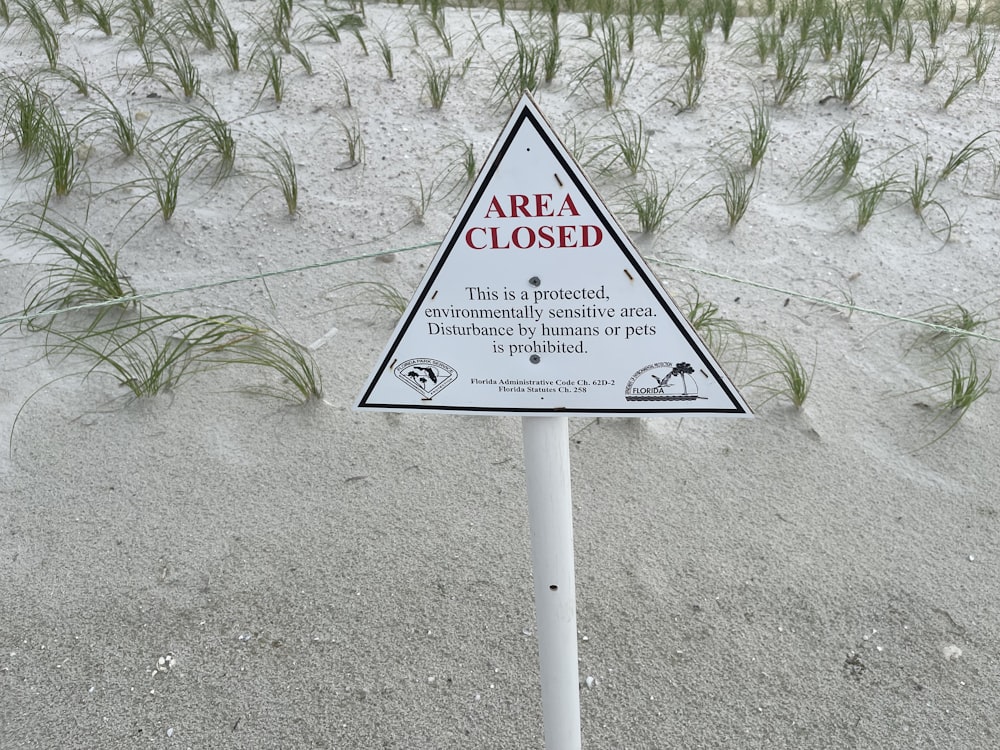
[625,360,704,402]
[652,362,696,395]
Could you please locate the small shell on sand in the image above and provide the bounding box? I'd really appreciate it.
[942,645,963,661]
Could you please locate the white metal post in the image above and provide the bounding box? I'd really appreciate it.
[521,415,582,750]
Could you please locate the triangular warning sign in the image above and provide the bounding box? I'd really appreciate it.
[356,93,751,418]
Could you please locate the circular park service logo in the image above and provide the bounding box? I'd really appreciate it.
[625,361,703,402]
[393,358,459,400]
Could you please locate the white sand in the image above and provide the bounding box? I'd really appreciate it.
[2,2,1000,747]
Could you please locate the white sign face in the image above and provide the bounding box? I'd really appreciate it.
[356,94,751,418]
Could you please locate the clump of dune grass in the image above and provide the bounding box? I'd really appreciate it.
[42,311,323,403]
[289,43,313,76]
[1,76,51,158]
[907,301,995,356]
[123,0,155,46]
[599,110,649,176]
[899,20,917,62]
[423,5,457,57]
[492,28,540,110]
[410,167,453,224]
[828,35,881,104]
[907,154,938,217]
[574,19,634,110]
[327,280,409,321]
[251,0,298,55]
[797,124,862,197]
[199,314,324,403]
[256,47,286,104]
[169,0,216,50]
[680,16,708,81]
[941,348,990,415]
[815,0,848,61]
[79,0,119,36]
[620,174,672,235]
[0,86,91,202]
[331,63,353,108]
[148,103,238,183]
[676,284,749,362]
[721,165,757,228]
[337,115,365,167]
[11,218,322,403]
[745,95,772,170]
[54,63,91,97]
[149,32,203,99]
[253,138,299,216]
[746,18,780,64]
[349,25,369,56]
[921,0,949,47]
[938,133,993,181]
[186,107,237,181]
[216,5,240,70]
[37,105,89,200]
[717,0,738,41]
[306,8,343,42]
[644,0,667,38]
[745,336,815,409]
[965,0,984,26]
[19,0,60,69]
[870,0,905,51]
[942,65,977,109]
[901,297,995,446]
[902,152,956,240]
[908,342,992,448]
[12,215,135,332]
[421,55,454,109]
[919,47,947,83]
[447,138,477,184]
[373,32,394,79]
[136,140,191,221]
[850,174,896,231]
[539,24,561,83]
[665,63,703,112]
[969,26,996,81]
[616,0,641,50]
[794,0,823,45]
[43,312,215,398]
[89,86,146,157]
[772,38,810,105]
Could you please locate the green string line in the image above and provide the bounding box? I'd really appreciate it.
[650,257,1000,345]
[1,240,996,346]
[0,241,438,328]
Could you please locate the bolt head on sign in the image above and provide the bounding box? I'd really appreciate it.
[356,93,751,418]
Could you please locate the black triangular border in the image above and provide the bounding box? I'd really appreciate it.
[357,97,750,416]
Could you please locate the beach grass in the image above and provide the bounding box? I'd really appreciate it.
[0,0,997,427]
[13,215,135,332]
[741,335,815,409]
